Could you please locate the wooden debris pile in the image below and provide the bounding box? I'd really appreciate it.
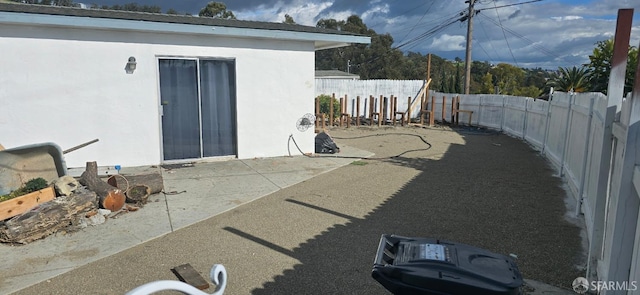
[0,161,164,244]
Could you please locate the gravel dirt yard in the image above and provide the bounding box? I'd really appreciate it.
[12,125,585,295]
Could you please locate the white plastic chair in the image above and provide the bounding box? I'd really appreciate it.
[125,264,226,295]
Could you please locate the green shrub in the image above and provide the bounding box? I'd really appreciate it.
[0,177,49,202]
[316,94,341,120]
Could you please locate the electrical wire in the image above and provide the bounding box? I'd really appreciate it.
[477,14,500,61]
[395,13,464,51]
[474,34,495,62]
[287,133,432,161]
[477,0,543,12]
[491,1,519,67]
[394,0,436,46]
[348,10,465,68]
[477,13,569,63]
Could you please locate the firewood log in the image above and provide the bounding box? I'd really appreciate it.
[125,184,151,205]
[79,161,125,211]
[0,188,97,244]
[109,172,164,194]
[107,172,163,205]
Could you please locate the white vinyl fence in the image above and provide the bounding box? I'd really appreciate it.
[317,78,640,289]
[315,79,424,118]
[430,91,610,241]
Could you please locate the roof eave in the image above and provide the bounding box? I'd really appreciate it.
[315,41,365,51]
[0,11,371,49]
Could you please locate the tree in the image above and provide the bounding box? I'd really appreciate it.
[547,66,591,92]
[470,61,492,93]
[199,2,236,19]
[140,5,162,13]
[55,0,73,6]
[454,63,462,94]
[490,63,524,95]
[586,39,638,94]
[440,66,449,93]
[283,14,295,24]
[514,85,542,98]
[480,73,494,94]
[523,68,549,90]
[166,9,179,15]
[315,15,404,79]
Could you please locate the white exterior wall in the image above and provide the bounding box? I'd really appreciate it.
[0,23,316,168]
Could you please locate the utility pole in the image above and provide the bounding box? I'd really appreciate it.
[462,0,539,94]
[464,0,475,95]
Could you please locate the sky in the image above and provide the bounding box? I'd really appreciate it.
[83,0,640,70]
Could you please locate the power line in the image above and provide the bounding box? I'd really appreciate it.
[395,0,437,46]
[491,1,519,67]
[462,0,544,93]
[477,17,500,61]
[478,13,565,61]
[348,12,463,69]
[396,14,463,50]
[477,0,544,12]
[474,35,495,61]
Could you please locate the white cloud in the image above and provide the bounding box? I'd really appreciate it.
[361,3,390,21]
[234,0,334,25]
[282,1,335,25]
[429,34,466,51]
[550,16,584,21]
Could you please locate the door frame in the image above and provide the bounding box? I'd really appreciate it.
[156,55,238,164]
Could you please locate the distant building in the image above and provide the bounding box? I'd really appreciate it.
[315,70,360,80]
[74,3,90,9]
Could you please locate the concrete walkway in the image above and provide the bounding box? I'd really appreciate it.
[0,146,372,295]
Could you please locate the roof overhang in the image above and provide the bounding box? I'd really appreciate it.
[0,10,371,51]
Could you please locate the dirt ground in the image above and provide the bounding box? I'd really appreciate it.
[13,125,585,294]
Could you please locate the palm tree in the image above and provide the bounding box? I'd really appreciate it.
[547,66,591,92]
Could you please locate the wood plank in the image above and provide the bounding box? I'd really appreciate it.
[0,186,56,221]
[406,79,432,118]
[171,263,210,290]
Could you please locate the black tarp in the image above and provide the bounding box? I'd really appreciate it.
[314,132,340,154]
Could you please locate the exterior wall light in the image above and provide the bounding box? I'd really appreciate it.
[126,56,137,74]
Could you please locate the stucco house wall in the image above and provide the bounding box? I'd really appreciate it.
[0,4,369,168]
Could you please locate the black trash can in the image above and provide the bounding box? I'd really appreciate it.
[372,235,523,295]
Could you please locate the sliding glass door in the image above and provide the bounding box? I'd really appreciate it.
[159,58,237,161]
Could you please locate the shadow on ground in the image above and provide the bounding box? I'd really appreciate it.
[238,130,584,294]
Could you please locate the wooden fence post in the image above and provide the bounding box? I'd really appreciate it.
[379,95,383,127]
[339,96,344,127]
[330,93,335,126]
[430,95,435,126]
[442,96,446,123]
[356,96,361,126]
[407,96,412,124]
